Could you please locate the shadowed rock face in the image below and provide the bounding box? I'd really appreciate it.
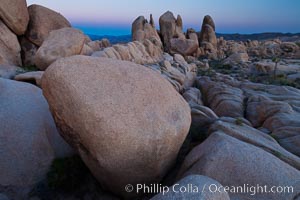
[0,0,29,35]
[0,79,55,188]
[0,78,74,200]
[19,36,38,67]
[26,4,71,46]
[42,55,191,198]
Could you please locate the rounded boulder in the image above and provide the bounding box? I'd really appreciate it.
[42,55,191,198]
[26,4,71,46]
[0,0,29,35]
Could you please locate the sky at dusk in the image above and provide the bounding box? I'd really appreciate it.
[26,0,300,36]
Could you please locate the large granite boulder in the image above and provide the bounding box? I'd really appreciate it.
[0,0,29,35]
[42,55,191,198]
[35,27,85,70]
[26,4,71,46]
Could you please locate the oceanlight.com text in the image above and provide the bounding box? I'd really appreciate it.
[125,183,294,196]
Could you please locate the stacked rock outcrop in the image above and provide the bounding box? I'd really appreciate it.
[132,14,162,47]
[159,11,198,56]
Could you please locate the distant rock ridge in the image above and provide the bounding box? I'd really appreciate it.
[1,0,298,73]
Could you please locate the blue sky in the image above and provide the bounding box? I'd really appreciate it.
[27,0,300,35]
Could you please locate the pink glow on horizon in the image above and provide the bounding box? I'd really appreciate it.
[26,0,300,34]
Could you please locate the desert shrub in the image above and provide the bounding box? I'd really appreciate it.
[23,65,39,71]
[235,118,244,126]
[16,65,39,74]
[197,68,215,77]
[249,73,300,89]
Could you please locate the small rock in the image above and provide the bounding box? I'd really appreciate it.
[14,71,44,87]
